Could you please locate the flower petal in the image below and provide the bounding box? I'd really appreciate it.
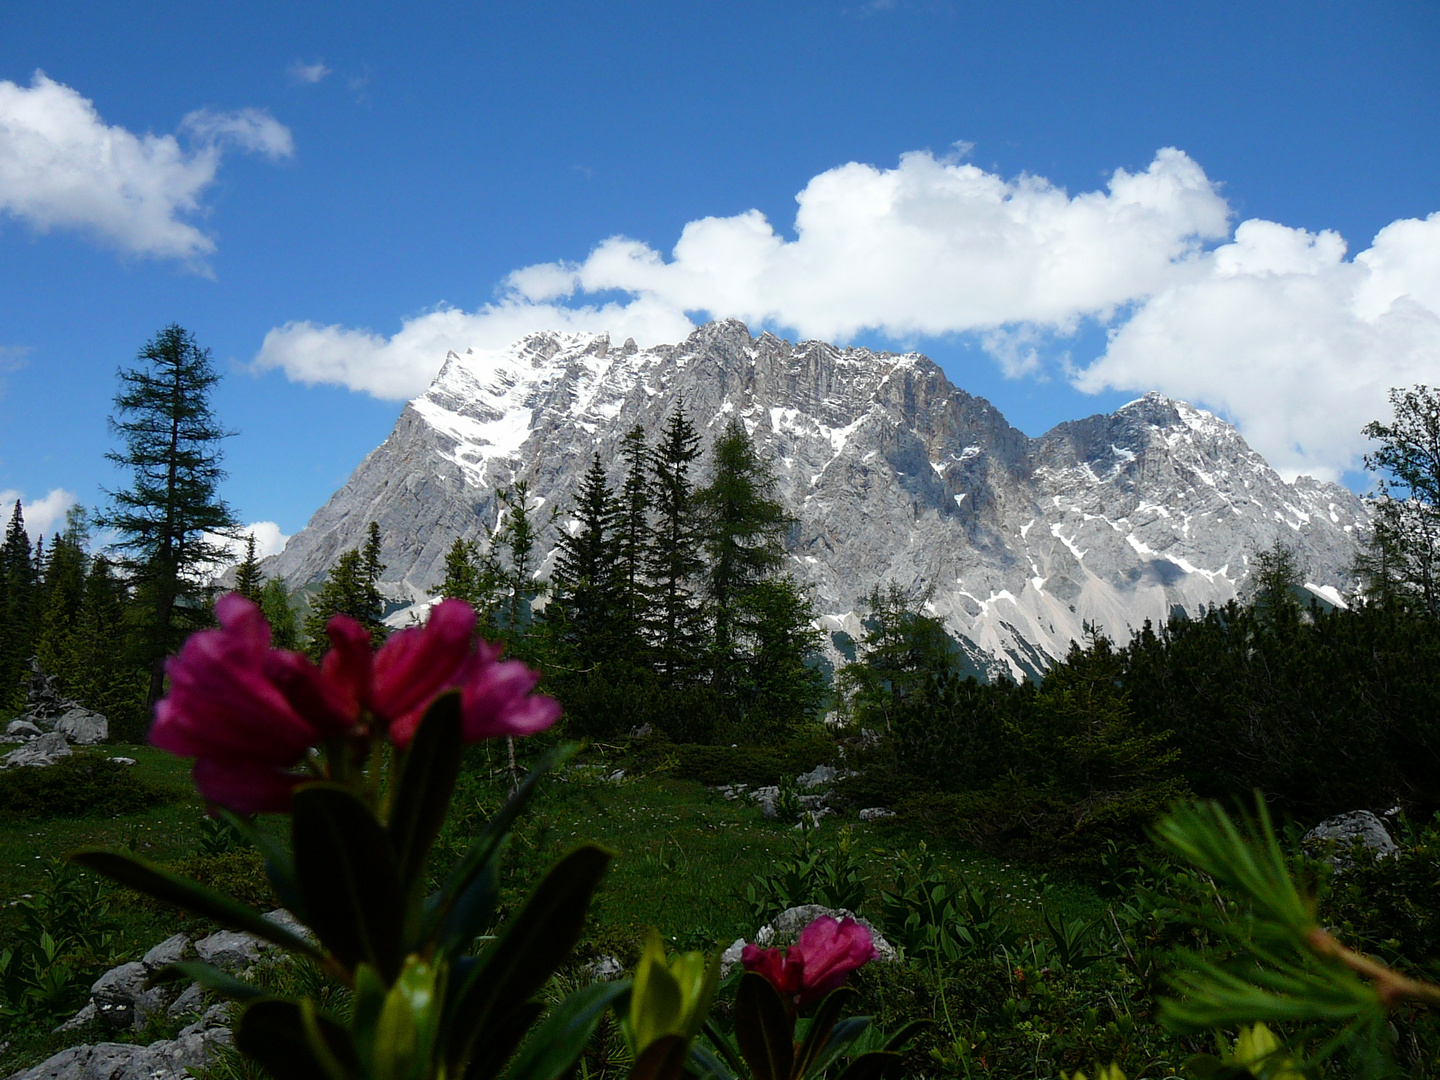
[192,757,301,814]
[371,599,475,721]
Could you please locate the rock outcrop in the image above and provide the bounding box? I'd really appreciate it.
[267,321,1368,679]
[2,660,108,765]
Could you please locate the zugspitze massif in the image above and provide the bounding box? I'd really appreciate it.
[271,319,1367,679]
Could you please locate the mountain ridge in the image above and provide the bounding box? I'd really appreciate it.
[268,319,1368,679]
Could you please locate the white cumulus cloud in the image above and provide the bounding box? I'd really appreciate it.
[0,71,292,262]
[1074,213,1440,483]
[257,147,1228,398]
[0,487,78,541]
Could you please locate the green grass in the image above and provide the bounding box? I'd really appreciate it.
[1,739,1109,1078]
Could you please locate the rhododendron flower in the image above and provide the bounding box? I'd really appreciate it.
[740,916,878,1009]
[150,593,560,812]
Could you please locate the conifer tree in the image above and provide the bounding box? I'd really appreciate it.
[646,405,705,682]
[1358,385,1440,614]
[615,424,652,657]
[304,521,386,657]
[0,501,36,707]
[71,555,146,736]
[234,533,264,603]
[496,482,541,640]
[258,578,301,651]
[696,418,792,668]
[549,454,621,661]
[35,507,89,692]
[100,325,238,706]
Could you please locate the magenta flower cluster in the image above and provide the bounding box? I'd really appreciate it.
[151,594,560,812]
[741,915,879,1009]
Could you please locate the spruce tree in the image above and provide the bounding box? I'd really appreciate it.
[615,424,652,658]
[100,325,238,706]
[496,483,541,640]
[696,418,792,667]
[549,454,622,661]
[72,555,146,737]
[234,533,264,603]
[646,406,705,683]
[0,502,36,708]
[259,578,301,650]
[304,521,386,656]
[35,507,90,693]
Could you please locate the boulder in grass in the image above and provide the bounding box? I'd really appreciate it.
[1303,810,1399,868]
[720,904,898,979]
[3,731,71,768]
[54,707,108,745]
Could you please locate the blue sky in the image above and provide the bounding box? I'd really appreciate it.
[1,1,1437,554]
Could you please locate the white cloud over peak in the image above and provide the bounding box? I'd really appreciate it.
[256,297,694,400]
[1076,212,1440,483]
[0,487,78,541]
[0,72,292,262]
[255,145,1440,484]
[287,59,332,85]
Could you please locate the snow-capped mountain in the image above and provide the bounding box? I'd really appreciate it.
[269,320,1368,679]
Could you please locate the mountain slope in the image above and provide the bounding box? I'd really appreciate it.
[270,320,1368,678]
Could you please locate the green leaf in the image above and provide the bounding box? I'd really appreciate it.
[149,960,265,1001]
[503,981,631,1080]
[627,1035,690,1080]
[880,1019,928,1054]
[801,1017,870,1079]
[428,745,576,941]
[700,1020,747,1079]
[235,998,362,1080]
[70,850,324,962]
[792,988,851,1079]
[733,973,794,1080]
[444,844,611,1077]
[689,1040,739,1080]
[389,693,463,896]
[292,784,406,982]
[433,844,500,957]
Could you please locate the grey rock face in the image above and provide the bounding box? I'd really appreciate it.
[194,930,262,971]
[3,731,71,768]
[7,1027,232,1080]
[858,807,895,822]
[797,765,837,789]
[1304,811,1399,866]
[89,962,151,1031]
[269,321,1368,678]
[142,933,191,970]
[53,708,107,745]
[5,719,41,739]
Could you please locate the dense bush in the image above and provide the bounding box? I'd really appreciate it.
[0,755,173,819]
[668,732,836,787]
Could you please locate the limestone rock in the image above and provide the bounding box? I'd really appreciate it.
[3,731,71,768]
[53,708,107,745]
[1304,810,1399,867]
[194,930,261,971]
[858,807,896,822]
[585,955,625,981]
[797,765,837,789]
[267,321,1368,680]
[142,933,191,971]
[5,719,41,739]
[7,1027,232,1080]
[165,982,205,1019]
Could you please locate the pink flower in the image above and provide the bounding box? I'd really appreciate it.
[151,593,561,811]
[152,594,352,812]
[741,916,878,1009]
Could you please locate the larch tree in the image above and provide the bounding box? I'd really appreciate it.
[1358,385,1440,614]
[100,325,238,707]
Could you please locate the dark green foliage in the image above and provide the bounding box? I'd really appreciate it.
[668,734,836,788]
[100,325,238,706]
[548,455,624,664]
[234,534,263,603]
[647,405,706,683]
[746,827,869,922]
[304,521,386,656]
[0,861,121,1025]
[1358,384,1440,614]
[0,754,173,819]
[0,501,37,709]
[838,582,959,733]
[258,578,301,651]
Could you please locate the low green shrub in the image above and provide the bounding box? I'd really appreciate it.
[0,754,173,820]
[157,850,275,912]
[670,732,835,787]
[746,825,869,922]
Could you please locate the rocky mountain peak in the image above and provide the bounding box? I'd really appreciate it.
[270,321,1368,680]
